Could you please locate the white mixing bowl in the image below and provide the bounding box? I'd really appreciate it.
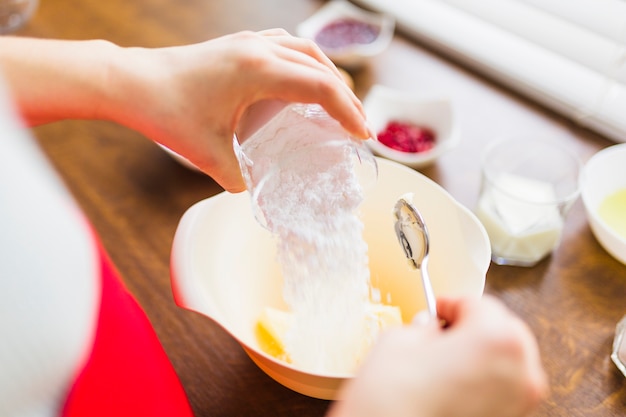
[170,158,490,399]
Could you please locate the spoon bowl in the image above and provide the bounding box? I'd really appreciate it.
[393,194,437,318]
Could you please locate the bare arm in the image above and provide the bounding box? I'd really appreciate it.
[0,37,118,125]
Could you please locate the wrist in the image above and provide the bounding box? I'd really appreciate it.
[102,45,170,140]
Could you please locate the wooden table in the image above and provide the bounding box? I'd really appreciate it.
[15,0,626,415]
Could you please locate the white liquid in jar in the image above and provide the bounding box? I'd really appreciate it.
[476,173,563,265]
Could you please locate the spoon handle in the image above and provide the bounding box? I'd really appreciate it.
[420,256,437,319]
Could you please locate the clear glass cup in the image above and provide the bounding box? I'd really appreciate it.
[0,0,38,34]
[474,136,581,267]
[233,101,377,229]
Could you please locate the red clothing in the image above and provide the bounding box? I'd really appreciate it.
[61,245,194,417]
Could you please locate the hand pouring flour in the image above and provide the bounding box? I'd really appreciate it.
[234,102,401,375]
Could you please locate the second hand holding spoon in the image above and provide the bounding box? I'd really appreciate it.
[393,193,437,320]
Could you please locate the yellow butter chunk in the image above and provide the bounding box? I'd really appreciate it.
[366,303,403,331]
[256,303,402,365]
[256,307,294,363]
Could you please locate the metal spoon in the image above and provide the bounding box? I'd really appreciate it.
[393,194,437,319]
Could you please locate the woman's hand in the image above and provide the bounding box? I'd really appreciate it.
[107,29,368,191]
[327,295,548,417]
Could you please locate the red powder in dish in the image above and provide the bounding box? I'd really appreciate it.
[377,121,436,153]
[314,18,380,49]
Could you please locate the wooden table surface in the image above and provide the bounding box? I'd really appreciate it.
[14,0,626,416]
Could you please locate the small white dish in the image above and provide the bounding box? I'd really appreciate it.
[170,157,489,400]
[581,143,626,265]
[297,0,395,68]
[363,84,460,169]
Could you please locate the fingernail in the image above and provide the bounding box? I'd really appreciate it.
[412,311,432,326]
[366,122,377,141]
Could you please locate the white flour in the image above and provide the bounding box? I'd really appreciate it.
[237,104,376,374]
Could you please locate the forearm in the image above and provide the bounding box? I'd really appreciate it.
[0,37,122,125]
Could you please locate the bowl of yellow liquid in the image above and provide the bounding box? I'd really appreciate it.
[581,143,626,265]
[169,158,490,400]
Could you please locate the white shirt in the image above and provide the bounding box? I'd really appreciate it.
[0,76,99,417]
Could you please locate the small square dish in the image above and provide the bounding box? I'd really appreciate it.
[363,84,460,169]
[297,0,395,68]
